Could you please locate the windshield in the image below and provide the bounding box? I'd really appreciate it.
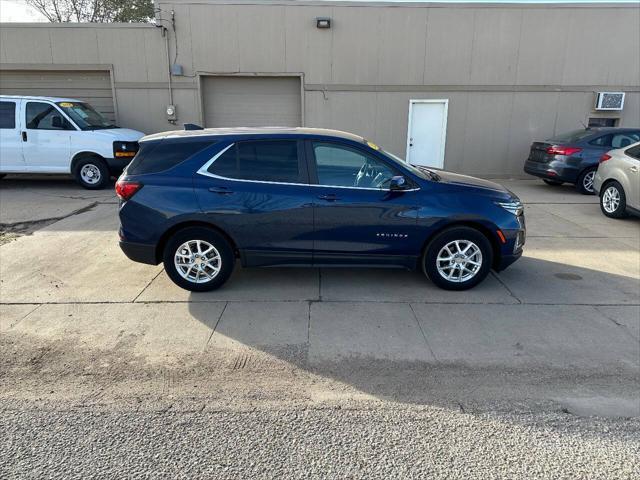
[56,101,117,130]
[378,147,440,181]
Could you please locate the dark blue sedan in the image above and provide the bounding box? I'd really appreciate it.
[524,127,640,194]
[117,128,525,291]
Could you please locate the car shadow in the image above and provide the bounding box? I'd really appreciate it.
[184,256,639,413]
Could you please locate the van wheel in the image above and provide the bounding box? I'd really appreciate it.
[423,227,493,291]
[163,227,235,292]
[576,167,597,195]
[74,156,109,190]
[600,181,628,219]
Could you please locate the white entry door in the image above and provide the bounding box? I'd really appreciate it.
[406,99,448,168]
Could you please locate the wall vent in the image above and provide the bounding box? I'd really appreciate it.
[594,92,625,111]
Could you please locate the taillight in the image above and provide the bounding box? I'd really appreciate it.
[115,179,142,200]
[599,154,612,163]
[546,146,582,156]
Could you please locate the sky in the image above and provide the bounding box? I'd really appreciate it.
[0,0,636,23]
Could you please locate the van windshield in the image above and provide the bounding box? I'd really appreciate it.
[56,101,117,130]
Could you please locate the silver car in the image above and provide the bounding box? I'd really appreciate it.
[593,141,640,218]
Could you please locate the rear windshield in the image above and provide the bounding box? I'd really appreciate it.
[127,138,215,175]
[548,130,593,144]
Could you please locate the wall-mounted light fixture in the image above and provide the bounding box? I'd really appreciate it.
[316,17,331,29]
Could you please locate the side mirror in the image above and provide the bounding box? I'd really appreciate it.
[51,116,64,129]
[389,175,408,191]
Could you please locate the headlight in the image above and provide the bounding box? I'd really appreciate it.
[113,141,139,158]
[495,200,523,216]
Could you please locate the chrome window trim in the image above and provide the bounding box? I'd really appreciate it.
[196,142,420,192]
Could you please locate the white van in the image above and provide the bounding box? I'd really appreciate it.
[0,95,144,189]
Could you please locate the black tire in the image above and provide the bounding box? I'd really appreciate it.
[163,227,235,292]
[543,179,563,186]
[599,181,628,219]
[73,156,110,190]
[576,167,597,195]
[422,226,493,291]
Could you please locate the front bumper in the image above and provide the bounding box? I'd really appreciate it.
[105,157,133,176]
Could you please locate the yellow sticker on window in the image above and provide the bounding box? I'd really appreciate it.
[366,141,379,151]
[59,102,74,108]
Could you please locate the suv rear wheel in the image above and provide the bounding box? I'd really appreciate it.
[600,181,628,219]
[74,155,109,190]
[163,227,235,292]
[576,167,597,195]
[423,227,493,291]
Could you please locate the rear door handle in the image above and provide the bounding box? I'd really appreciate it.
[21,131,27,142]
[630,166,638,173]
[318,193,339,201]
[208,186,233,194]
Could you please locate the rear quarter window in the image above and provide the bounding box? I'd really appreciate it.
[127,138,215,175]
[0,101,16,129]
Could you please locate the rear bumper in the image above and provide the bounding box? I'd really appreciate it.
[524,159,578,183]
[119,240,158,265]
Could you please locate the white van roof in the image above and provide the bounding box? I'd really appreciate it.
[0,94,83,103]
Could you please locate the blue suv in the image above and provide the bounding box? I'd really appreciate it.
[117,128,525,291]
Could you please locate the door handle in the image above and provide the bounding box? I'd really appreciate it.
[208,186,233,194]
[318,194,339,201]
[21,131,27,142]
[630,166,638,173]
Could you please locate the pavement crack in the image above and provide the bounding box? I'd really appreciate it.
[409,303,438,362]
[7,303,43,329]
[132,268,164,302]
[204,301,228,349]
[491,271,522,304]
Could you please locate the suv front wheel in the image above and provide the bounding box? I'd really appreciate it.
[163,227,235,292]
[423,227,493,290]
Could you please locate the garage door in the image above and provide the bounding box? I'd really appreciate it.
[0,70,115,123]
[202,76,301,128]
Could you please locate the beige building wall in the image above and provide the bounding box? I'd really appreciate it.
[2,1,639,176]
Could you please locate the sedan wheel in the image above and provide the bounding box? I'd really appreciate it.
[576,168,597,195]
[600,181,628,219]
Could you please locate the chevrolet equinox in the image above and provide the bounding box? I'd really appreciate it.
[117,127,525,291]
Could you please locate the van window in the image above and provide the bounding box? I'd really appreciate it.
[0,101,16,129]
[26,102,73,130]
[127,139,214,175]
[208,140,300,183]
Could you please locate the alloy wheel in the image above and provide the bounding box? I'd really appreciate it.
[174,240,221,284]
[582,170,595,193]
[602,186,620,213]
[436,240,483,283]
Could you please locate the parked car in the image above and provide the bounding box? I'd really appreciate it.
[117,127,525,291]
[524,127,640,194]
[0,95,144,189]
[593,141,640,218]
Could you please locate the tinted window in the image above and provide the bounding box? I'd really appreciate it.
[0,101,16,129]
[548,130,593,143]
[625,145,640,160]
[208,140,300,183]
[591,132,640,148]
[26,102,73,130]
[312,142,396,189]
[127,139,214,175]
